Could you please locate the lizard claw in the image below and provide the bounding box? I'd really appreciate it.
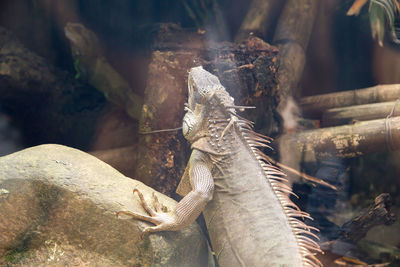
[117,188,175,236]
[140,226,157,239]
[140,228,149,240]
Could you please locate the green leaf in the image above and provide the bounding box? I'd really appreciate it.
[369,0,400,46]
[73,58,81,80]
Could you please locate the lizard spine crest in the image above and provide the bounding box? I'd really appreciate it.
[212,88,323,267]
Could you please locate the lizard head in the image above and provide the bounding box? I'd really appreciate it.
[186,66,224,110]
[183,66,236,153]
[183,66,224,143]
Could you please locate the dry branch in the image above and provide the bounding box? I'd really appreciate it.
[339,193,396,243]
[64,23,143,120]
[300,84,400,118]
[320,194,396,265]
[264,154,337,190]
[322,101,400,126]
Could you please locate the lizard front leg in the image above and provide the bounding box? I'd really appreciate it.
[117,158,214,237]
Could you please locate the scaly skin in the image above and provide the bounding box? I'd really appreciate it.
[117,66,321,266]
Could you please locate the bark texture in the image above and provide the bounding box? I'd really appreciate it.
[279,116,400,161]
[339,193,396,243]
[272,0,319,130]
[300,84,400,118]
[322,101,400,126]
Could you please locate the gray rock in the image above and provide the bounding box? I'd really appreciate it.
[0,144,213,266]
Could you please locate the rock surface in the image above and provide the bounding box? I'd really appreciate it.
[0,144,212,266]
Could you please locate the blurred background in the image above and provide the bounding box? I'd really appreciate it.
[1,0,400,265]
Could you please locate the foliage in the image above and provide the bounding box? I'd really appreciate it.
[73,58,81,80]
[347,0,400,46]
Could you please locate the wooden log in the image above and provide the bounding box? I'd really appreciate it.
[322,101,400,127]
[272,0,319,176]
[300,84,400,118]
[135,25,207,195]
[273,0,319,51]
[279,116,400,161]
[272,0,319,131]
[205,36,279,130]
[234,0,282,42]
[135,48,194,196]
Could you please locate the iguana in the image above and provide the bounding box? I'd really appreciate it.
[117,66,322,266]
